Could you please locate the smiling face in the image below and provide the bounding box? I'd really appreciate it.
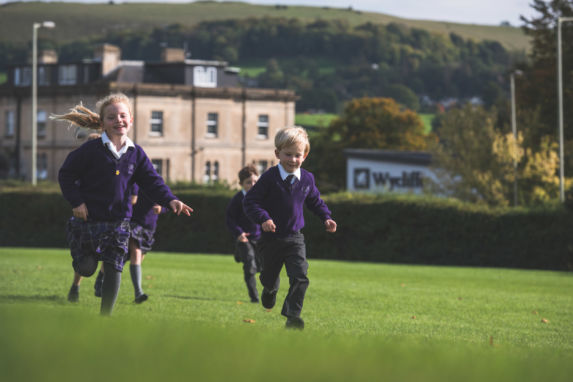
[275,142,307,173]
[101,102,132,139]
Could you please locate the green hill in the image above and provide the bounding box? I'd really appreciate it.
[0,1,530,52]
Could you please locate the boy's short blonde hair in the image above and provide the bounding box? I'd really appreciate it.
[274,126,310,155]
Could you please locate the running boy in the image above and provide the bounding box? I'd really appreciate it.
[243,126,337,329]
[54,93,193,315]
[225,165,261,303]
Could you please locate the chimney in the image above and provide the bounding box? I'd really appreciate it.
[27,49,58,64]
[161,47,185,63]
[94,44,121,76]
[39,49,58,64]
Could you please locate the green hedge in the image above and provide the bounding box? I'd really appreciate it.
[1,190,572,271]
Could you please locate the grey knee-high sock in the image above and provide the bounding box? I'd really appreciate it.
[100,262,121,316]
[129,264,143,297]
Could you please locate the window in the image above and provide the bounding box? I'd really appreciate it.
[37,110,47,137]
[257,114,269,139]
[14,67,31,87]
[37,152,48,180]
[58,65,77,85]
[38,66,50,86]
[151,159,163,177]
[204,161,211,183]
[206,113,218,137]
[213,161,219,181]
[257,160,268,175]
[150,111,163,136]
[5,110,15,138]
[193,66,217,88]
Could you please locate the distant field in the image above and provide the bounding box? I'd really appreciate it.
[0,2,530,52]
[420,113,435,133]
[295,113,338,128]
[0,248,572,382]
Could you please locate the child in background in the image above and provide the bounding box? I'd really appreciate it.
[54,93,193,315]
[93,185,163,304]
[66,132,101,303]
[225,165,261,303]
[243,126,337,329]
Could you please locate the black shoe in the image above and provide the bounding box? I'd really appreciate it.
[67,286,79,303]
[285,316,304,330]
[250,297,260,303]
[94,271,104,298]
[261,288,277,309]
[134,293,148,304]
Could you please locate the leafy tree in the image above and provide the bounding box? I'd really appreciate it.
[430,104,564,206]
[306,97,431,190]
[519,0,573,147]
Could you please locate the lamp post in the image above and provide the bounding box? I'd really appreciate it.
[557,17,573,202]
[31,21,55,186]
[510,70,523,206]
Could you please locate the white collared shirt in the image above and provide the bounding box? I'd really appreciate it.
[277,163,301,184]
[101,131,135,159]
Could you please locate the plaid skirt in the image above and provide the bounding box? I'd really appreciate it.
[129,222,156,253]
[66,217,131,272]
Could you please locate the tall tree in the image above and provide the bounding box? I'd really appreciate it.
[519,0,573,147]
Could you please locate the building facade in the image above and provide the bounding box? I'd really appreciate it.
[0,44,296,186]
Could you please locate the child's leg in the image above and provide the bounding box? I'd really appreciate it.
[238,241,259,302]
[258,237,283,309]
[129,239,147,303]
[93,265,104,297]
[100,262,121,316]
[280,233,308,319]
[67,272,83,303]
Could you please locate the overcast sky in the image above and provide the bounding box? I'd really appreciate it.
[8,0,539,26]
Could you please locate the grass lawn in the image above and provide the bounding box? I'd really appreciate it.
[1,247,572,381]
[419,113,435,134]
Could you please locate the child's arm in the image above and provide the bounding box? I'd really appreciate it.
[243,174,273,229]
[58,147,86,219]
[304,173,336,233]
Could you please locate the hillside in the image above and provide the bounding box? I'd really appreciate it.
[0,1,530,52]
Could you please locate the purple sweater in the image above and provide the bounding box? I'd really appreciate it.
[226,191,261,240]
[243,166,331,237]
[131,184,166,230]
[58,138,176,222]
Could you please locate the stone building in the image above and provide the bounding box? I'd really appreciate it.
[0,44,296,186]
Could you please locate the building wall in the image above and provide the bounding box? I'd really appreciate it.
[0,86,295,186]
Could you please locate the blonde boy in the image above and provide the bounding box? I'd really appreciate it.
[243,126,336,329]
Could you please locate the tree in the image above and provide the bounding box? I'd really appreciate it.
[519,0,573,147]
[430,104,564,206]
[306,97,431,190]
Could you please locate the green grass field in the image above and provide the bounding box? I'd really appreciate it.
[1,247,572,381]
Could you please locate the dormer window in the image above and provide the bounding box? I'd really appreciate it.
[59,65,77,85]
[193,66,217,88]
[14,67,31,86]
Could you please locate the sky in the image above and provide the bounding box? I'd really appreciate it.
[9,0,539,26]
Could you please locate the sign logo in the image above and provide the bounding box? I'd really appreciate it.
[353,168,370,189]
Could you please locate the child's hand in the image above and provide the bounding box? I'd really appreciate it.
[262,219,276,232]
[169,200,193,216]
[237,232,250,243]
[325,219,337,233]
[153,205,162,215]
[72,203,88,221]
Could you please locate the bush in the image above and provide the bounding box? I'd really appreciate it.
[1,188,572,271]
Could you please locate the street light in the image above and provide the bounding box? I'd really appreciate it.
[557,17,573,202]
[510,70,523,206]
[31,21,55,186]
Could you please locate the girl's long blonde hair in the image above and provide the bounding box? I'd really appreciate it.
[49,93,132,131]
